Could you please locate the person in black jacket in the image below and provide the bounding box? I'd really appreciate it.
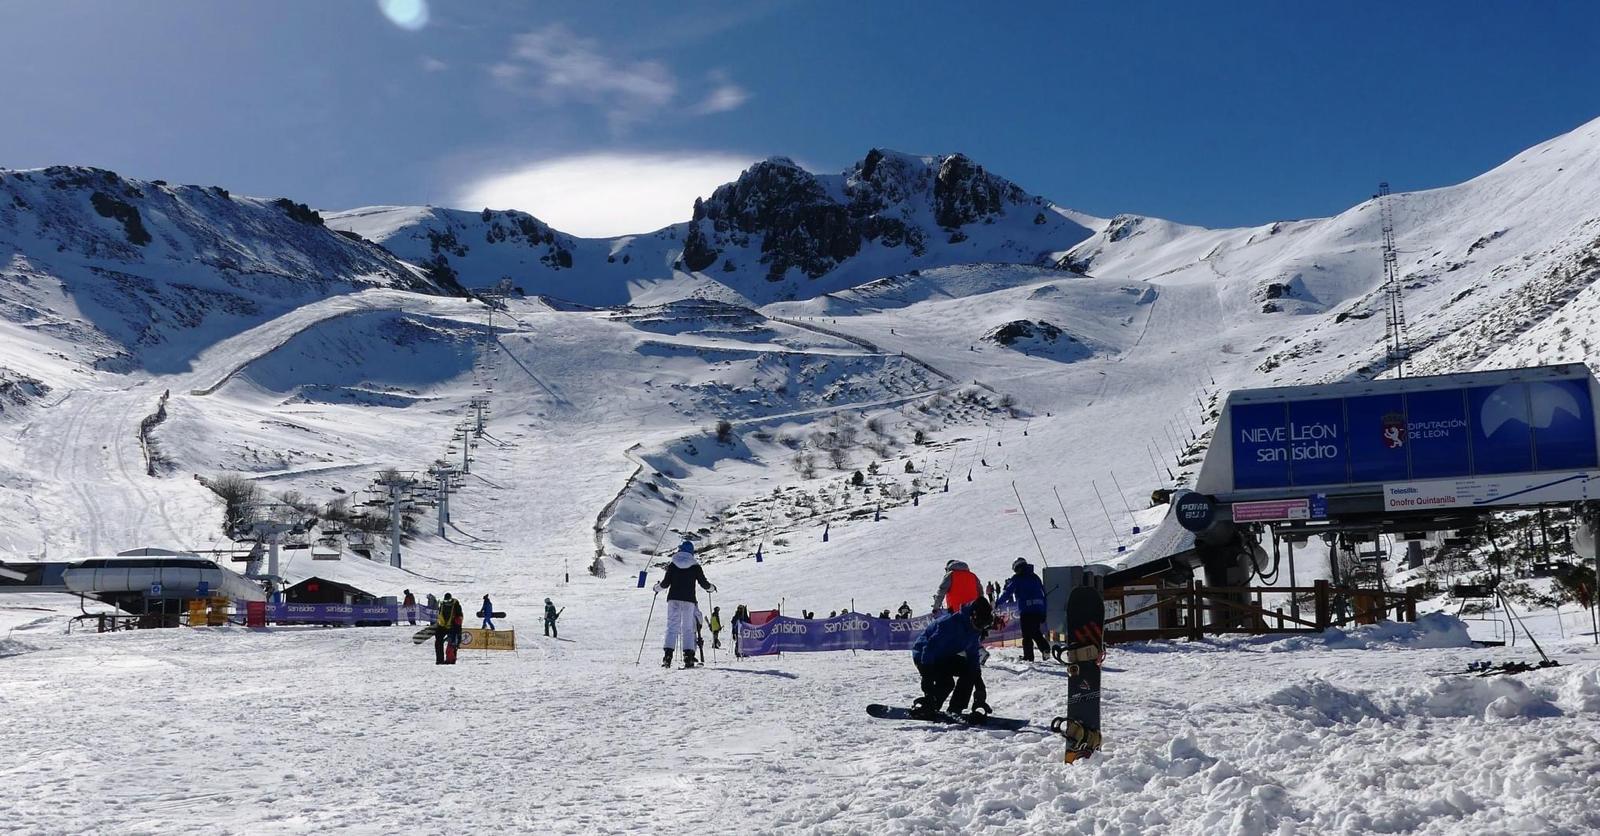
[731,604,750,658]
[654,541,716,668]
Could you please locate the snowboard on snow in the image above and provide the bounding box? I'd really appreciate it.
[1056,585,1104,764]
[411,625,438,644]
[866,703,1030,731]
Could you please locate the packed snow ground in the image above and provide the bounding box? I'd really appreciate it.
[6,364,1600,833]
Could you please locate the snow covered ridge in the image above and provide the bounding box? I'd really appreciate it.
[1060,114,1600,384]
[328,149,1102,307]
[0,166,462,376]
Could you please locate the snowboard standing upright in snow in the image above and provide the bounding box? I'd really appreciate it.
[1053,585,1104,763]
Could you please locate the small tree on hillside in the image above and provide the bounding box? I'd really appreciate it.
[716,419,734,445]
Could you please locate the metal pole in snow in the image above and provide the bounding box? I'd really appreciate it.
[1052,487,1087,565]
[1091,480,1124,550]
[388,483,403,569]
[1109,471,1136,524]
[1011,482,1051,568]
[1146,444,1165,485]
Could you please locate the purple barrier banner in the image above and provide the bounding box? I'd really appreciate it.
[258,603,399,624]
[735,606,1022,656]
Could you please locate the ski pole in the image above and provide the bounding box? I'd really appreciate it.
[635,589,660,665]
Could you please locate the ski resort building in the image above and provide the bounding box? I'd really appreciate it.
[1103,363,1600,642]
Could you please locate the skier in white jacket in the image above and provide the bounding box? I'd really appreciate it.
[654,541,717,668]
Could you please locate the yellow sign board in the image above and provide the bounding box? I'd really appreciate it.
[458,628,516,651]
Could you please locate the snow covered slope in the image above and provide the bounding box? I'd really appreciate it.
[328,150,1099,307]
[1063,115,1600,385]
[0,166,454,380]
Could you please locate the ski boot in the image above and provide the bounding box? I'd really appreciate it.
[662,649,674,668]
[683,649,697,669]
[960,702,994,726]
[909,697,941,721]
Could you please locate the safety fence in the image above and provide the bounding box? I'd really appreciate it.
[1104,580,1421,643]
[240,602,435,626]
[734,606,1023,656]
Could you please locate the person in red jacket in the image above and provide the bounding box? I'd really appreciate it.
[932,560,981,614]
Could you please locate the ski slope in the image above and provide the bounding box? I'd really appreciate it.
[5,118,1600,833]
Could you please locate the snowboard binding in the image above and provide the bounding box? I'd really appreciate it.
[1051,716,1101,763]
[909,697,942,721]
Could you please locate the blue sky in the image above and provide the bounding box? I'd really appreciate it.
[2,0,1596,236]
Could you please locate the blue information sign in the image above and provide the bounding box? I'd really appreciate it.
[1229,376,1598,491]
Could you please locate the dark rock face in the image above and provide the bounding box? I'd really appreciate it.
[986,319,1067,346]
[681,221,718,272]
[688,150,1046,282]
[272,198,324,226]
[90,191,151,246]
[477,208,574,269]
[933,153,1018,229]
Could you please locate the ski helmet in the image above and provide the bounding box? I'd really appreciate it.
[545,597,552,604]
[945,559,959,571]
[1012,557,1030,573]
[968,597,994,629]
[679,540,695,554]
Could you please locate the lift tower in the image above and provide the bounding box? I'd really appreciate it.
[1377,182,1411,378]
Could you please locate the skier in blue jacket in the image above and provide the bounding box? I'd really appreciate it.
[910,597,994,719]
[996,558,1050,662]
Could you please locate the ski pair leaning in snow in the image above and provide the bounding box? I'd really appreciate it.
[654,541,716,669]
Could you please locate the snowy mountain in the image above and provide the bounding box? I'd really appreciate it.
[327,149,1100,307]
[1061,115,1600,385]
[0,166,455,382]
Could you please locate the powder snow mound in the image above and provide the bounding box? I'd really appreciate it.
[1408,675,1560,720]
[1263,613,1475,652]
[1556,668,1600,713]
[0,637,35,658]
[1263,678,1386,726]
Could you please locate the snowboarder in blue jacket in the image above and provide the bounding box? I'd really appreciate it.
[910,597,994,719]
[479,595,495,631]
[996,558,1050,662]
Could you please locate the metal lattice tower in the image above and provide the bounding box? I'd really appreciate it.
[1377,182,1410,377]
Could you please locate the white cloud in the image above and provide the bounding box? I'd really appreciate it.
[693,71,750,115]
[455,152,755,238]
[493,25,677,129]
[420,56,448,72]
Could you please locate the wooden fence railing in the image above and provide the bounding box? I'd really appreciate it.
[1103,579,1420,644]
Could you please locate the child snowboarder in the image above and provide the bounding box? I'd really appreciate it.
[479,594,495,631]
[402,589,416,626]
[909,598,994,720]
[653,541,716,668]
[544,598,560,638]
[708,606,723,649]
